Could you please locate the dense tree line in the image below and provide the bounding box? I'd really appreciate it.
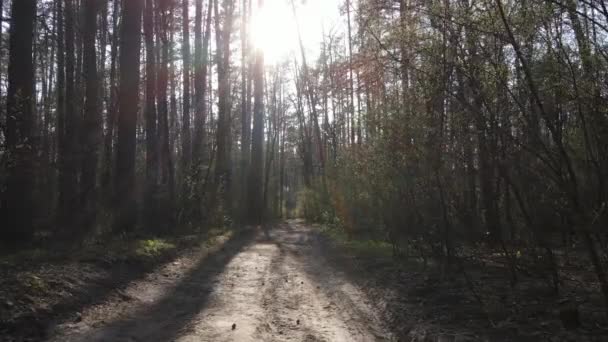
[0,0,607,311]
[0,0,294,238]
[299,0,608,309]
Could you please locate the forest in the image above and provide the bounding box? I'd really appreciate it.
[1,0,608,340]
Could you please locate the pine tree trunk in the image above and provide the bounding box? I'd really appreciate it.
[192,0,204,162]
[114,0,143,232]
[59,0,79,228]
[247,0,264,224]
[346,0,355,145]
[56,0,67,226]
[81,0,100,227]
[0,0,4,119]
[181,0,192,172]
[157,0,176,227]
[214,0,235,215]
[239,0,252,221]
[4,0,37,240]
[144,0,159,229]
[102,0,120,204]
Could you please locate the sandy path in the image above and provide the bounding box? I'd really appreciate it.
[49,221,392,342]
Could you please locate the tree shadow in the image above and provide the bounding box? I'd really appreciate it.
[62,228,258,342]
[298,226,608,341]
[273,222,485,341]
[2,239,198,340]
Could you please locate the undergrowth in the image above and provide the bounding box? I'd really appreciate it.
[318,224,393,260]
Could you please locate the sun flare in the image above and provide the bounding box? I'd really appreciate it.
[251,1,297,64]
[250,0,341,65]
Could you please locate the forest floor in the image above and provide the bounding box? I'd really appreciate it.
[2,220,608,341]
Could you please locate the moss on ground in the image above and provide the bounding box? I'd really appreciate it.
[134,239,177,258]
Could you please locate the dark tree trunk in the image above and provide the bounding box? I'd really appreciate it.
[279,110,286,218]
[192,0,203,162]
[59,0,79,228]
[81,0,100,227]
[102,0,121,204]
[114,0,143,232]
[248,0,265,224]
[56,0,67,226]
[214,0,235,214]
[239,0,252,221]
[144,0,159,229]
[168,6,177,211]
[346,0,355,145]
[195,0,213,164]
[181,0,192,171]
[3,0,37,240]
[157,0,176,227]
[40,16,55,212]
[0,0,4,121]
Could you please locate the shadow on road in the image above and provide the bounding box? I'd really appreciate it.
[65,228,258,342]
[2,233,235,341]
[267,221,489,340]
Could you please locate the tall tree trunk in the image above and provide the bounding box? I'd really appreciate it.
[200,0,213,161]
[192,0,207,163]
[114,0,143,232]
[168,12,177,207]
[56,0,67,226]
[99,0,109,118]
[262,72,280,217]
[346,0,355,145]
[0,0,4,122]
[399,0,411,125]
[144,0,159,228]
[279,107,286,218]
[102,0,120,204]
[247,0,265,224]
[74,1,85,184]
[3,0,37,240]
[181,0,192,172]
[157,0,176,226]
[59,0,79,228]
[41,15,56,212]
[81,0,100,227]
[239,0,252,220]
[214,0,235,214]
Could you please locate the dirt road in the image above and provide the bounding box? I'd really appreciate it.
[49,221,392,342]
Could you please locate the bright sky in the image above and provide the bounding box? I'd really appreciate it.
[252,0,344,64]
